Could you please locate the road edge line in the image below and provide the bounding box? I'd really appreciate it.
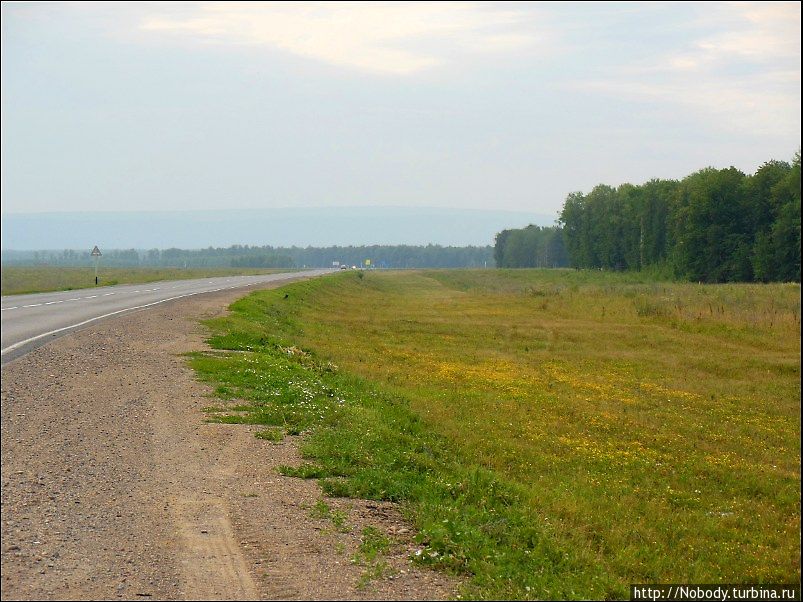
[1,292,204,356]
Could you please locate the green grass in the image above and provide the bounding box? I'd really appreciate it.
[309,499,351,533]
[354,526,395,588]
[254,427,285,442]
[356,526,393,562]
[0,266,289,295]
[189,269,801,599]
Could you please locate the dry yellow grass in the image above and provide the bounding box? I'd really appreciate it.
[193,268,800,597]
[283,270,801,585]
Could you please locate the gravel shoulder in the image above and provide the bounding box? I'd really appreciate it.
[1,282,458,600]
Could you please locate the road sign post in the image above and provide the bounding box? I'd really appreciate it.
[90,246,102,285]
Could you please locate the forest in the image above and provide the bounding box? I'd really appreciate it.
[493,225,569,268]
[495,153,800,282]
[1,244,494,270]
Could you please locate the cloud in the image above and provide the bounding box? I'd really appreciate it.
[567,1,801,136]
[666,1,800,71]
[138,2,544,75]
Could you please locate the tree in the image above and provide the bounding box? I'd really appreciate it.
[547,151,799,283]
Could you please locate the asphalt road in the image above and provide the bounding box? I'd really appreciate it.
[1,269,332,363]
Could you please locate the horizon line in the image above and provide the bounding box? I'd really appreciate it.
[0,205,559,217]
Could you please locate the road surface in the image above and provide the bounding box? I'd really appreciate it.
[1,270,331,363]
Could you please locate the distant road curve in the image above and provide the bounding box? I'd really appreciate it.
[1,269,332,364]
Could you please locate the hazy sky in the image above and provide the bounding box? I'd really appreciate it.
[2,1,800,217]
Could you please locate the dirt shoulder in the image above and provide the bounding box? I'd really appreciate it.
[1,282,458,600]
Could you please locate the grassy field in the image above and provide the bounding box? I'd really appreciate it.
[0,266,289,295]
[190,269,801,599]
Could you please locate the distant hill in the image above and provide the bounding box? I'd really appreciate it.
[0,207,556,250]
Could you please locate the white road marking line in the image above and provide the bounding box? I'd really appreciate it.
[23,303,43,308]
[45,301,62,305]
[1,271,319,357]
[102,293,115,296]
[67,298,81,301]
[1,292,204,356]
[84,295,98,299]
[1,307,19,311]
[132,290,141,293]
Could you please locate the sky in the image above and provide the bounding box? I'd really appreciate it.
[1,1,800,218]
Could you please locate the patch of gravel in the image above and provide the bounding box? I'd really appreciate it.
[1,282,459,600]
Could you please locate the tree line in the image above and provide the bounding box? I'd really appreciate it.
[495,153,800,282]
[494,225,569,268]
[1,244,494,270]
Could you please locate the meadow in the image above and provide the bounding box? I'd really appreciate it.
[0,266,288,295]
[190,269,801,599]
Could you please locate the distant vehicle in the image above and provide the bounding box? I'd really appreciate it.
[340,265,348,270]
[351,265,358,270]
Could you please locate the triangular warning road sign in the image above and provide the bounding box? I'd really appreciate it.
[91,246,102,256]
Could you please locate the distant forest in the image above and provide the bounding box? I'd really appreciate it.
[1,244,494,270]
[495,153,801,282]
